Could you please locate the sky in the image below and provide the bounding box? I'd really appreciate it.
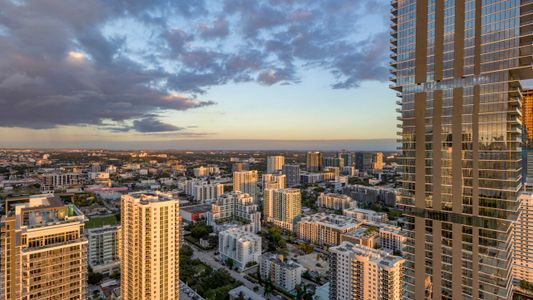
[0,0,396,150]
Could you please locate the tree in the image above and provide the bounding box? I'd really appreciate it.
[88,271,103,285]
[225,258,234,269]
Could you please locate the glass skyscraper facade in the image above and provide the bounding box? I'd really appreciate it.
[391,0,532,299]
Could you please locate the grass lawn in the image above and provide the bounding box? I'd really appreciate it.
[85,214,119,228]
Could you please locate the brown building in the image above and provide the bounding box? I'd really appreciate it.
[0,194,88,300]
[391,0,533,299]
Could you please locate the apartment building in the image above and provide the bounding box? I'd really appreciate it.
[263,188,301,232]
[207,191,262,232]
[343,207,388,223]
[219,227,262,271]
[120,192,180,300]
[87,225,120,274]
[262,173,286,191]
[329,242,404,300]
[184,179,224,203]
[233,170,258,199]
[260,253,305,292]
[282,164,300,187]
[317,193,355,210]
[267,155,285,174]
[296,213,360,246]
[0,194,88,300]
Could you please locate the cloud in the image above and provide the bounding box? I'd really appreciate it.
[0,0,389,131]
[132,117,183,132]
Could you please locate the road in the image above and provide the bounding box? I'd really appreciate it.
[185,241,282,300]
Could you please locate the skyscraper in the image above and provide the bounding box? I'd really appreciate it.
[329,242,404,300]
[233,170,259,199]
[337,150,354,166]
[372,152,384,171]
[513,192,533,283]
[267,155,285,174]
[522,89,533,180]
[392,0,532,298]
[120,192,180,300]
[263,188,301,232]
[306,151,323,172]
[262,173,287,190]
[282,164,301,187]
[0,194,88,300]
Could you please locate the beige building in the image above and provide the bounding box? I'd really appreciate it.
[233,170,258,199]
[260,253,305,292]
[264,188,301,232]
[372,152,384,171]
[341,226,379,249]
[514,192,533,283]
[267,155,285,174]
[0,194,88,300]
[262,173,286,191]
[120,192,180,300]
[306,151,323,172]
[318,193,355,210]
[207,191,262,232]
[329,242,404,300]
[296,213,360,246]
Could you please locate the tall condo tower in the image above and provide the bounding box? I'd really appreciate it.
[391,0,532,298]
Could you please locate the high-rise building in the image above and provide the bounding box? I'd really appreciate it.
[267,155,285,174]
[337,150,354,166]
[206,191,262,232]
[324,157,345,168]
[120,192,180,300]
[306,151,323,172]
[513,192,533,283]
[355,152,373,172]
[523,90,533,181]
[372,152,384,171]
[0,194,88,300]
[218,227,262,271]
[282,164,300,187]
[184,179,224,203]
[329,242,404,300]
[263,188,301,232]
[262,173,286,190]
[392,0,532,298]
[87,225,120,274]
[233,170,258,199]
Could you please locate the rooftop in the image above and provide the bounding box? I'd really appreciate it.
[261,253,305,271]
[298,213,360,230]
[331,241,404,269]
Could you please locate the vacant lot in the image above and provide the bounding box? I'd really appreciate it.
[85,214,119,228]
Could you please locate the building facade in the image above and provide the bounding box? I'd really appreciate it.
[233,170,259,199]
[120,192,180,300]
[318,193,355,210]
[207,191,262,232]
[264,188,301,232]
[514,192,533,283]
[184,179,224,203]
[267,155,285,174]
[282,164,301,187]
[329,242,404,300]
[392,0,532,298]
[260,253,305,292]
[0,194,88,300]
[219,228,262,271]
[87,225,120,274]
[262,173,287,191]
[343,207,388,223]
[296,213,360,246]
[306,151,323,172]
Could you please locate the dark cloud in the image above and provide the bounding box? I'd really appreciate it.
[132,117,183,132]
[0,0,389,131]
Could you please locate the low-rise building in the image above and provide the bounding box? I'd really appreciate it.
[260,253,305,293]
[329,242,404,300]
[297,213,360,246]
[341,226,379,249]
[219,228,262,271]
[318,193,355,210]
[343,207,388,223]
